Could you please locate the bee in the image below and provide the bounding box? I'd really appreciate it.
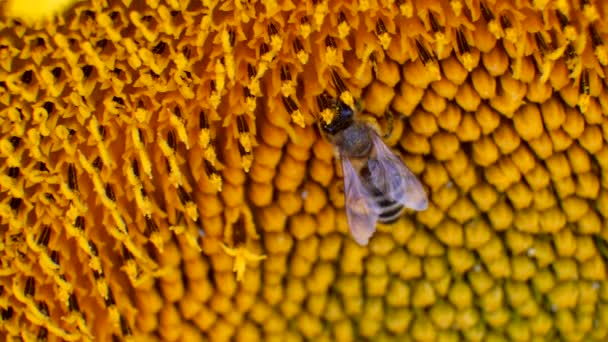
[318,95,428,245]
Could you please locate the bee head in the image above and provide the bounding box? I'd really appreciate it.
[321,100,354,135]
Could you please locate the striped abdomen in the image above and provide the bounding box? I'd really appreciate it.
[362,163,406,224]
[369,186,405,224]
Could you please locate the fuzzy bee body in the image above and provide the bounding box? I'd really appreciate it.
[319,98,428,245]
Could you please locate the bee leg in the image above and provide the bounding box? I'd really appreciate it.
[316,119,328,141]
[355,98,365,113]
[383,108,395,139]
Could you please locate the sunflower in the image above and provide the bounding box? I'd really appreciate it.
[1,0,608,341]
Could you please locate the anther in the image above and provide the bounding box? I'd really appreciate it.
[500,15,511,29]
[68,163,78,191]
[25,277,35,297]
[120,315,132,336]
[132,159,140,178]
[456,29,470,54]
[534,32,548,54]
[280,65,291,81]
[199,111,209,129]
[7,167,19,179]
[228,29,236,47]
[112,96,125,105]
[237,116,249,134]
[282,96,299,113]
[167,130,176,150]
[92,156,103,170]
[260,43,270,56]
[177,186,193,204]
[415,39,433,65]
[144,216,159,236]
[105,184,116,202]
[331,69,348,94]
[268,23,279,37]
[82,65,93,79]
[37,225,51,247]
[480,2,494,21]
[590,25,603,48]
[21,70,33,84]
[580,70,590,95]
[429,12,443,32]
[247,64,256,79]
[376,18,388,35]
[75,216,85,231]
[9,197,22,211]
[152,41,167,54]
[325,36,337,49]
[556,10,569,29]
[68,293,80,312]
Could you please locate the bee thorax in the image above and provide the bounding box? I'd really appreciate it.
[335,124,373,158]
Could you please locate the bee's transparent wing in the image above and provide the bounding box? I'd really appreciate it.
[341,156,380,245]
[369,131,428,211]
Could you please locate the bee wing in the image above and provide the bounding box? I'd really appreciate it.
[341,156,380,246]
[369,132,428,211]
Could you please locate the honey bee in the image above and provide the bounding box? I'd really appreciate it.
[318,95,428,245]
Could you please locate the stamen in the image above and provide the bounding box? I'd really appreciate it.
[589,25,607,65]
[578,69,591,112]
[92,156,103,170]
[429,12,442,32]
[132,159,139,178]
[325,36,337,49]
[334,12,349,38]
[177,185,192,205]
[152,41,167,54]
[105,184,116,202]
[75,216,85,231]
[67,163,78,192]
[199,110,209,129]
[456,29,470,55]
[237,116,253,160]
[10,197,22,211]
[68,293,80,312]
[203,159,222,191]
[500,15,511,29]
[7,167,19,179]
[556,10,569,29]
[247,64,256,80]
[120,315,132,336]
[282,96,304,127]
[375,18,391,49]
[280,65,291,81]
[534,32,548,55]
[331,69,348,95]
[229,29,236,47]
[415,39,433,65]
[167,130,176,150]
[36,225,51,247]
[25,276,35,297]
[480,1,494,21]
[199,110,212,149]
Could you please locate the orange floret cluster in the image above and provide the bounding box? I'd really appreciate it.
[2,0,608,341]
